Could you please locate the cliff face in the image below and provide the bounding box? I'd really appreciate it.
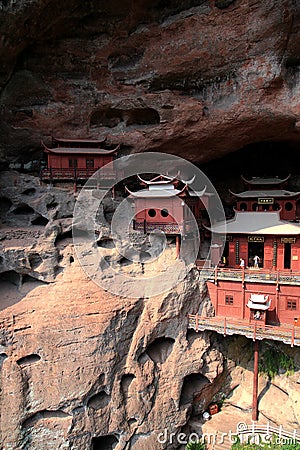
[1,173,300,450]
[1,1,300,449]
[0,0,300,164]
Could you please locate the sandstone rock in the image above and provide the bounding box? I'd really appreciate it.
[0,1,299,163]
[0,259,223,449]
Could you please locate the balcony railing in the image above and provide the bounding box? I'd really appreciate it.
[188,314,300,346]
[195,264,300,286]
[40,168,116,181]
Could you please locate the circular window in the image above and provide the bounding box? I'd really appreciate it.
[273,203,280,211]
[240,203,247,211]
[161,208,169,217]
[285,202,293,211]
[252,203,258,211]
[148,209,157,217]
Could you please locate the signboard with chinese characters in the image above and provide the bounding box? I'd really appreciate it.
[258,198,274,205]
[248,236,265,243]
[281,237,297,244]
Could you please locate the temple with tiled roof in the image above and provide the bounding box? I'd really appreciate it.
[40,137,120,189]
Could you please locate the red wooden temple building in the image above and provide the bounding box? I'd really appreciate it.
[40,137,120,187]
[126,174,209,257]
[198,176,300,327]
[188,176,300,420]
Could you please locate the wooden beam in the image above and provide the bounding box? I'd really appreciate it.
[252,340,259,421]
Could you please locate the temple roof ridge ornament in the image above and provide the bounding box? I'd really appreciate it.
[41,141,120,155]
[241,174,291,185]
[52,136,107,145]
[125,184,191,198]
[228,188,300,198]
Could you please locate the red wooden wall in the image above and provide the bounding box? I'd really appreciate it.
[206,280,300,326]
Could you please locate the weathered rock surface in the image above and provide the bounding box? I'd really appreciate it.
[0,259,222,450]
[0,0,300,164]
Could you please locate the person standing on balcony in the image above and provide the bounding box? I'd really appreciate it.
[253,255,260,269]
[240,258,245,269]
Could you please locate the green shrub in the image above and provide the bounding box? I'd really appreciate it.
[186,440,206,450]
[259,348,295,379]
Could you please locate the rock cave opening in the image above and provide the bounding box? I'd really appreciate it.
[90,108,124,128]
[54,230,73,246]
[22,274,43,284]
[0,353,8,368]
[21,188,36,196]
[127,418,137,427]
[90,107,160,129]
[118,257,133,266]
[179,372,210,407]
[12,204,35,215]
[126,108,160,126]
[28,253,43,270]
[146,336,175,364]
[46,201,58,210]
[31,215,49,226]
[22,410,72,429]
[87,391,111,410]
[97,238,115,249]
[0,196,12,215]
[0,270,20,286]
[17,354,41,367]
[91,434,118,450]
[120,373,135,397]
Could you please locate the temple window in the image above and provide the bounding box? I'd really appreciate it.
[272,203,280,211]
[69,158,78,168]
[287,299,297,310]
[161,208,169,217]
[148,209,157,217]
[252,203,259,211]
[285,202,293,211]
[240,203,247,211]
[86,158,94,168]
[225,295,234,305]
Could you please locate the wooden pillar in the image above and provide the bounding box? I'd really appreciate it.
[176,235,180,259]
[252,340,259,421]
[242,268,245,319]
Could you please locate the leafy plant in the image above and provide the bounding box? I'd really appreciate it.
[186,440,206,450]
[259,348,295,379]
[231,434,300,449]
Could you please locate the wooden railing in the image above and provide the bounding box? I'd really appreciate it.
[235,422,300,444]
[195,264,300,286]
[40,168,116,181]
[188,314,300,346]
